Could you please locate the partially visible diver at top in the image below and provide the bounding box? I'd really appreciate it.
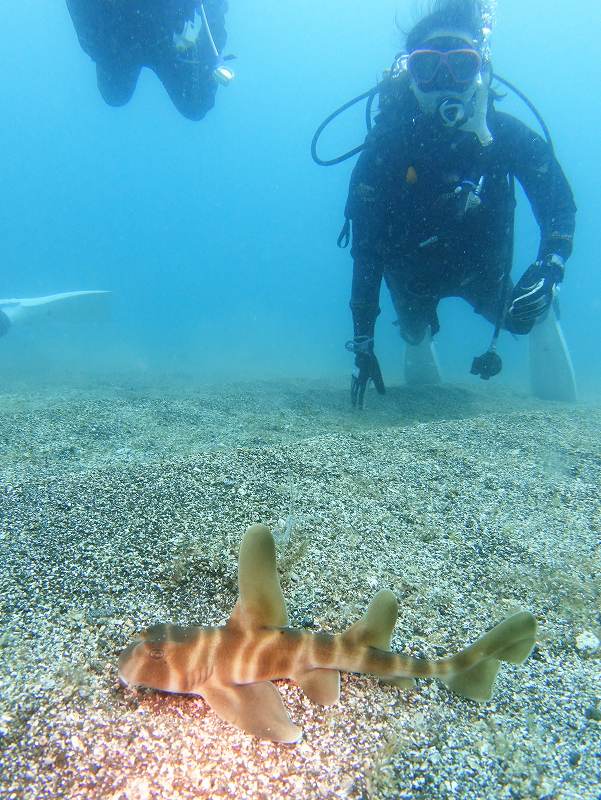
[314,0,577,408]
[66,0,233,121]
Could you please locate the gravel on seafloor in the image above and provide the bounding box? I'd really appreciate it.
[0,379,600,800]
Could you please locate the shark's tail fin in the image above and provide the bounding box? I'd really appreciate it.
[441,611,537,702]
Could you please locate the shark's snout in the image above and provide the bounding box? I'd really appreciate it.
[118,639,143,684]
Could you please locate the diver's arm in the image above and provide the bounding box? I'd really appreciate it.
[345,146,389,407]
[348,257,386,408]
[346,145,390,338]
[499,114,577,333]
[501,114,576,262]
[350,258,383,340]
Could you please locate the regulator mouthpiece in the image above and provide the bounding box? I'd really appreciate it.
[214,63,235,86]
[438,97,467,127]
[198,2,235,86]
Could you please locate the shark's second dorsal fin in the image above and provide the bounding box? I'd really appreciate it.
[341,590,411,688]
[227,524,288,630]
[341,589,398,650]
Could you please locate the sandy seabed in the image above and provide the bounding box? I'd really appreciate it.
[1,378,600,800]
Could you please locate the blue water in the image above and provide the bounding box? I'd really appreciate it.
[1,0,599,392]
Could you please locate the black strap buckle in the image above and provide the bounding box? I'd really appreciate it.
[337,218,351,249]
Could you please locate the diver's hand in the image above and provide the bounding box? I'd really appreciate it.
[507,255,564,334]
[346,337,385,409]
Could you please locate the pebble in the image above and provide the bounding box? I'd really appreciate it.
[575,630,600,654]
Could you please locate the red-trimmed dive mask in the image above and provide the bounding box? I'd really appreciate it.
[408,48,482,91]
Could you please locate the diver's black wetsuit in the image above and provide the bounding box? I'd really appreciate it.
[346,83,576,344]
[66,0,227,120]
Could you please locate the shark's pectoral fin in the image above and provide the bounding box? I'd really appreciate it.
[201,679,302,743]
[228,525,289,631]
[294,668,340,705]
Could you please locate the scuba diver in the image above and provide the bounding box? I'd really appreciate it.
[313,0,576,408]
[66,0,233,120]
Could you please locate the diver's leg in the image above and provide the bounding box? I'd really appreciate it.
[66,0,103,59]
[385,266,442,385]
[67,0,140,106]
[153,0,227,121]
[153,49,217,121]
[96,61,141,107]
[385,266,437,346]
[457,255,509,327]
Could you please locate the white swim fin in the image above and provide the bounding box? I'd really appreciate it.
[529,303,577,402]
[0,290,111,328]
[404,331,442,385]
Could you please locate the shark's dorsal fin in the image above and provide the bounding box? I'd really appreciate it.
[227,524,288,630]
[341,589,398,650]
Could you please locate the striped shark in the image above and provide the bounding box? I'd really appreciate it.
[118,524,537,743]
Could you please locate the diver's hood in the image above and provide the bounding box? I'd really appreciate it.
[410,72,493,146]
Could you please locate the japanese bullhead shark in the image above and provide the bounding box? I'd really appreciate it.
[119,523,537,743]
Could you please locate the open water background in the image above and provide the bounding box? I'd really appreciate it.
[1,0,599,394]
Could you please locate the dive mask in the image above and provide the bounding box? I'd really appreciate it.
[404,41,492,145]
[407,48,482,89]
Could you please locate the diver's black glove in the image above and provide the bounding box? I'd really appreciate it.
[506,254,565,334]
[345,336,385,409]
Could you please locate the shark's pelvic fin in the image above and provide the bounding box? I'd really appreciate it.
[441,611,537,702]
[228,524,288,630]
[200,679,302,743]
[293,668,341,706]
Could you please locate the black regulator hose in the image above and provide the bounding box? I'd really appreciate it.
[491,73,553,152]
[310,85,380,167]
[311,72,553,168]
